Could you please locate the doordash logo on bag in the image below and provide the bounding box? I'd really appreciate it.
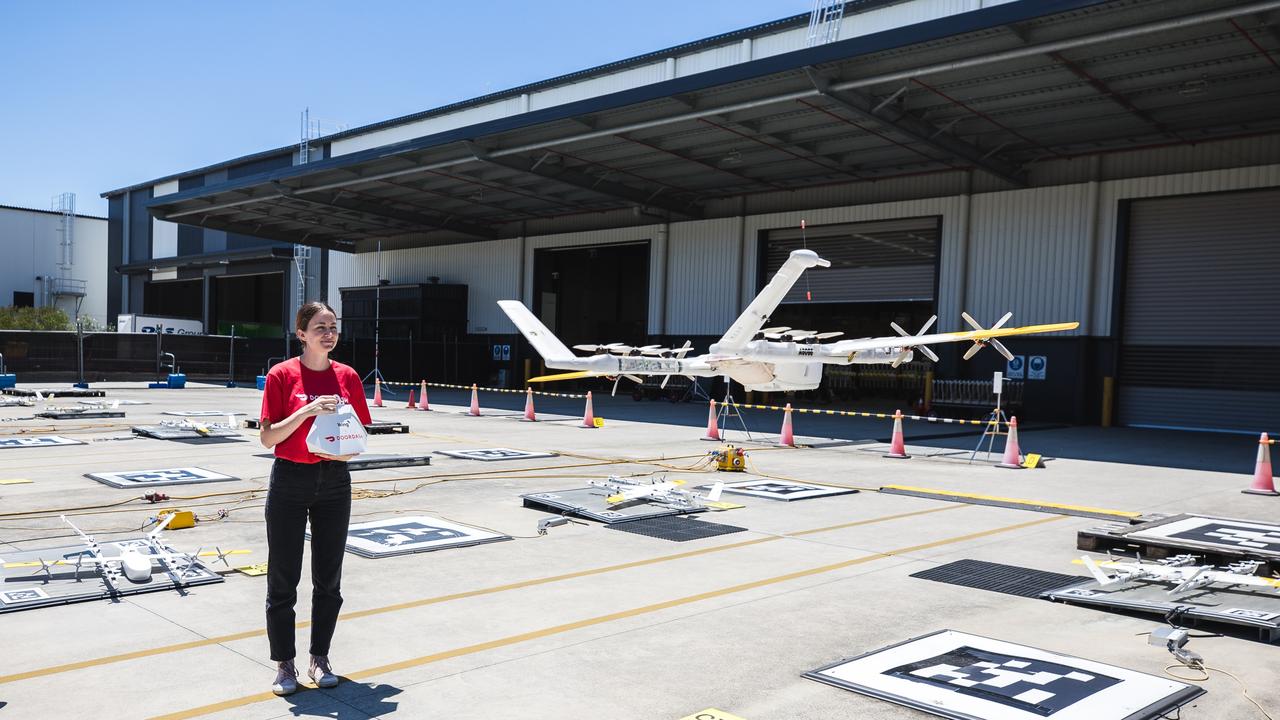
[325,416,360,443]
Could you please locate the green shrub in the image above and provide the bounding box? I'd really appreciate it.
[0,306,73,330]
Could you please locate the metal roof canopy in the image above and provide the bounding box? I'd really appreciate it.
[148,0,1280,253]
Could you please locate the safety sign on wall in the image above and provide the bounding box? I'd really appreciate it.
[1028,355,1047,380]
[1006,356,1026,380]
[492,344,512,361]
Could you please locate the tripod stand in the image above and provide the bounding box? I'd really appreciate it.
[969,381,1008,463]
[360,240,392,394]
[715,378,753,442]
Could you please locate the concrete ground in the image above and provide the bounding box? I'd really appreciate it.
[0,381,1275,720]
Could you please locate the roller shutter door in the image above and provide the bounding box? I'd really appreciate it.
[765,217,939,304]
[1118,188,1280,432]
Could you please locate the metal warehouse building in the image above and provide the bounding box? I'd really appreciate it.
[104,0,1280,432]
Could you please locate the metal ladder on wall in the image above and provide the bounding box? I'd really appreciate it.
[806,0,845,47]
[293,244,311,312]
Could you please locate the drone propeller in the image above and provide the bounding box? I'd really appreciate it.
[30,558,55,582]
[610,374,645,397]
[889,315,940,368]
[658,341,694,388]
[960,312,1014,361]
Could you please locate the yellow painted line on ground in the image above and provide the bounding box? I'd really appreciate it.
[0,505,959,686]
[0,478,33,485]
[881,485,1141,518]
[150,514,1063,720]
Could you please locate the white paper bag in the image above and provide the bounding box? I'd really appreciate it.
[305,404,368,456]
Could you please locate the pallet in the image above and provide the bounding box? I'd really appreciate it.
[1078,513,1280,573]
[36,410,126,419]
[243,418,408,435]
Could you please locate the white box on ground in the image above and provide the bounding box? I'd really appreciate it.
[306,406,368,456]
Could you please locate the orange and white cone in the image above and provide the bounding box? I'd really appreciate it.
[522,387,537,422]
[701,400,722,441]
[468,384,481,416]
[373,378,384,408]
[997,416,1024,469]
[885,409,910,459]
[406,389,416,410]
[1243,433,1278,496]
[779,403,795,447]
[580,391,597,428]
[418,380,430,411]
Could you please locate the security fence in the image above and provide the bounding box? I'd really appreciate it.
[0,330,504,386]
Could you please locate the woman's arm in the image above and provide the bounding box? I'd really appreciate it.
[260,396,338,449]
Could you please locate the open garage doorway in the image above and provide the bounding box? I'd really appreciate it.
[143,279,202,322]
[760,217,940,404]
[211,272,284,338]
[533,242,649,349]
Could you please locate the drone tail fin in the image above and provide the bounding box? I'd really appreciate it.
[1080,555,1116,586]
[706,482,724,502]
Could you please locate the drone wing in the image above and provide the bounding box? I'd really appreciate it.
[825,321,1079,356]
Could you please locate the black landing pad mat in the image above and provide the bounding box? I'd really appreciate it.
[348,454,432,471]
[36,409,126,419]
[364,421,409,434]
[3,388,105,397]
[604,515,747,541]
[910,560,1086,598]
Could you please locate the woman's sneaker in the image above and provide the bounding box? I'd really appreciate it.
[271,660,298,696]
[309,655,339,688]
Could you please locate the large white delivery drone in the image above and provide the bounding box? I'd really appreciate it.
[498,249,1079,393]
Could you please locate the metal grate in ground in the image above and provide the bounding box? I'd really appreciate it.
[604,516,748,542]
[909,559,1085,598]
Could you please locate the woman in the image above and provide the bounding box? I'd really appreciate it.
[259,301,372,695]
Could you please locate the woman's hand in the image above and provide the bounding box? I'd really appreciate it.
[313,452,357,462]
[300,395,341,419]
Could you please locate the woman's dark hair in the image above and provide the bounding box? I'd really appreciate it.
[296,301,337,332]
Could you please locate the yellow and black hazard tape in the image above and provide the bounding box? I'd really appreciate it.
[734,403,993,426]
[377,379,587,400]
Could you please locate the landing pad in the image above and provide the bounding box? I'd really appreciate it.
[35,409,126,419]
[709,479,858,501]
[436,448,557,462]
[2,388,105,398]
[308,515,510,558]
[86,466,238,489]
[0,436,84,449]
[348,454,433,471]
[131,425,240,440]
[0,540,223,613]
[804,629,1202,720]
[1079,514,1280,571]
[1046,580,1280,643]
[522,487,705,523]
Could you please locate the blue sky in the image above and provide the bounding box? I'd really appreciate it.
[0,1,805,216]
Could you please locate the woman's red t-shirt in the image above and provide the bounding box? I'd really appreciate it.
[259,357,373,463]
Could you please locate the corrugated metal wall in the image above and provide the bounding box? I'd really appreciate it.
[666,218,741,334]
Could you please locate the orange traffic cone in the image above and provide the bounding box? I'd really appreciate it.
[701,400,722,441]
[373,378,384,408]
[780,403,795,447]
[406,389,416,409]
[1243,433,1278,495]
[468,384,481,416]
[522,387,537,422]
[996,416,1024,469]
[418,380,430,411]
[885,409,909,459]
[580,391,596,428]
